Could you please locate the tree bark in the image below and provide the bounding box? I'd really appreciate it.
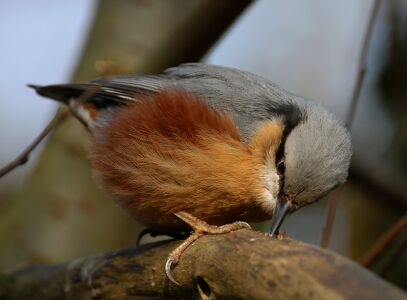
[1,230,405,300]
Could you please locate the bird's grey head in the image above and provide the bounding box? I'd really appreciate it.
[266,100,352,234]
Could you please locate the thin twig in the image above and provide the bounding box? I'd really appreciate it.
[359,212,407,268]
[320,188,341,248]
[320,0,382,248]
[0,85,101,179]
[381,235,407,278]
[0,107,69,178]
[346,0,382,128]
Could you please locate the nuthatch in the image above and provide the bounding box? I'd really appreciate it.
[30,63,352,284]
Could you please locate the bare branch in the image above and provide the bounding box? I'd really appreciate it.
[320,188,341,248]
[346,0,382,128]
[359,212,407,268]
[0,84,103,179]
[1,230,405,300]
[320,0,382,248]
[381,236,407,278]
[0,107,68,179]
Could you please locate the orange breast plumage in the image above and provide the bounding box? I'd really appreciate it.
[90,90,271,232]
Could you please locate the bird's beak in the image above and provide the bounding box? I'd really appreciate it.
[269,200,292,235]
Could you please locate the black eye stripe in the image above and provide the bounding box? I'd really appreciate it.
[275,139,286,164]
[275,123,295,197]
[264,101,306,198]
[275,136,287,198]
[275,123,290,167]
[277,159,286,175]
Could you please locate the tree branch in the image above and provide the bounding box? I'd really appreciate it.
[0,85,101,179]
[346,0,382,128]
[0,107,68,179]
[359,212,407,268]
[320,0,382,248]
[1,230,405,300]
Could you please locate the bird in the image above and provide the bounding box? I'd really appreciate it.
[29,63,352,285]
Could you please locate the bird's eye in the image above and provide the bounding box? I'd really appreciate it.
[276,159,286,175]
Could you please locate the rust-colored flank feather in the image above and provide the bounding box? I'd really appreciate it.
[90,90,283,232]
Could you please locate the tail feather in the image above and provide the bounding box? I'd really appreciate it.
[28,81,151,130]
[29,83,105,130]
[28,83,88,103]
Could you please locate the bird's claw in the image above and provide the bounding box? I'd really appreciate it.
[165,257,181,286]
[237,221,251,230]
[164,211,252,285]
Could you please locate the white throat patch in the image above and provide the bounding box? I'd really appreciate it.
[258,170,279,216]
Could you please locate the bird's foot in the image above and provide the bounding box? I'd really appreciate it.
[165,211,251,285]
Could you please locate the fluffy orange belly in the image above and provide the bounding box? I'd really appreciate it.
[89,91,273,232]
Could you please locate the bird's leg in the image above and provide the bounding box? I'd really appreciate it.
[165,211,251,285]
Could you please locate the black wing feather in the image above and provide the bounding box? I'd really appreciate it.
[29,74,170,109]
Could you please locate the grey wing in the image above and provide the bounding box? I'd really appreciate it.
[93,63,301,122]
[89,74,167,100]
[95,67,276,140]
[164,63,305,140]
[93,62,295,113]
[31,63,304,140]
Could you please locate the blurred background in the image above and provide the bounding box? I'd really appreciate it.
[0,0,406,291]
